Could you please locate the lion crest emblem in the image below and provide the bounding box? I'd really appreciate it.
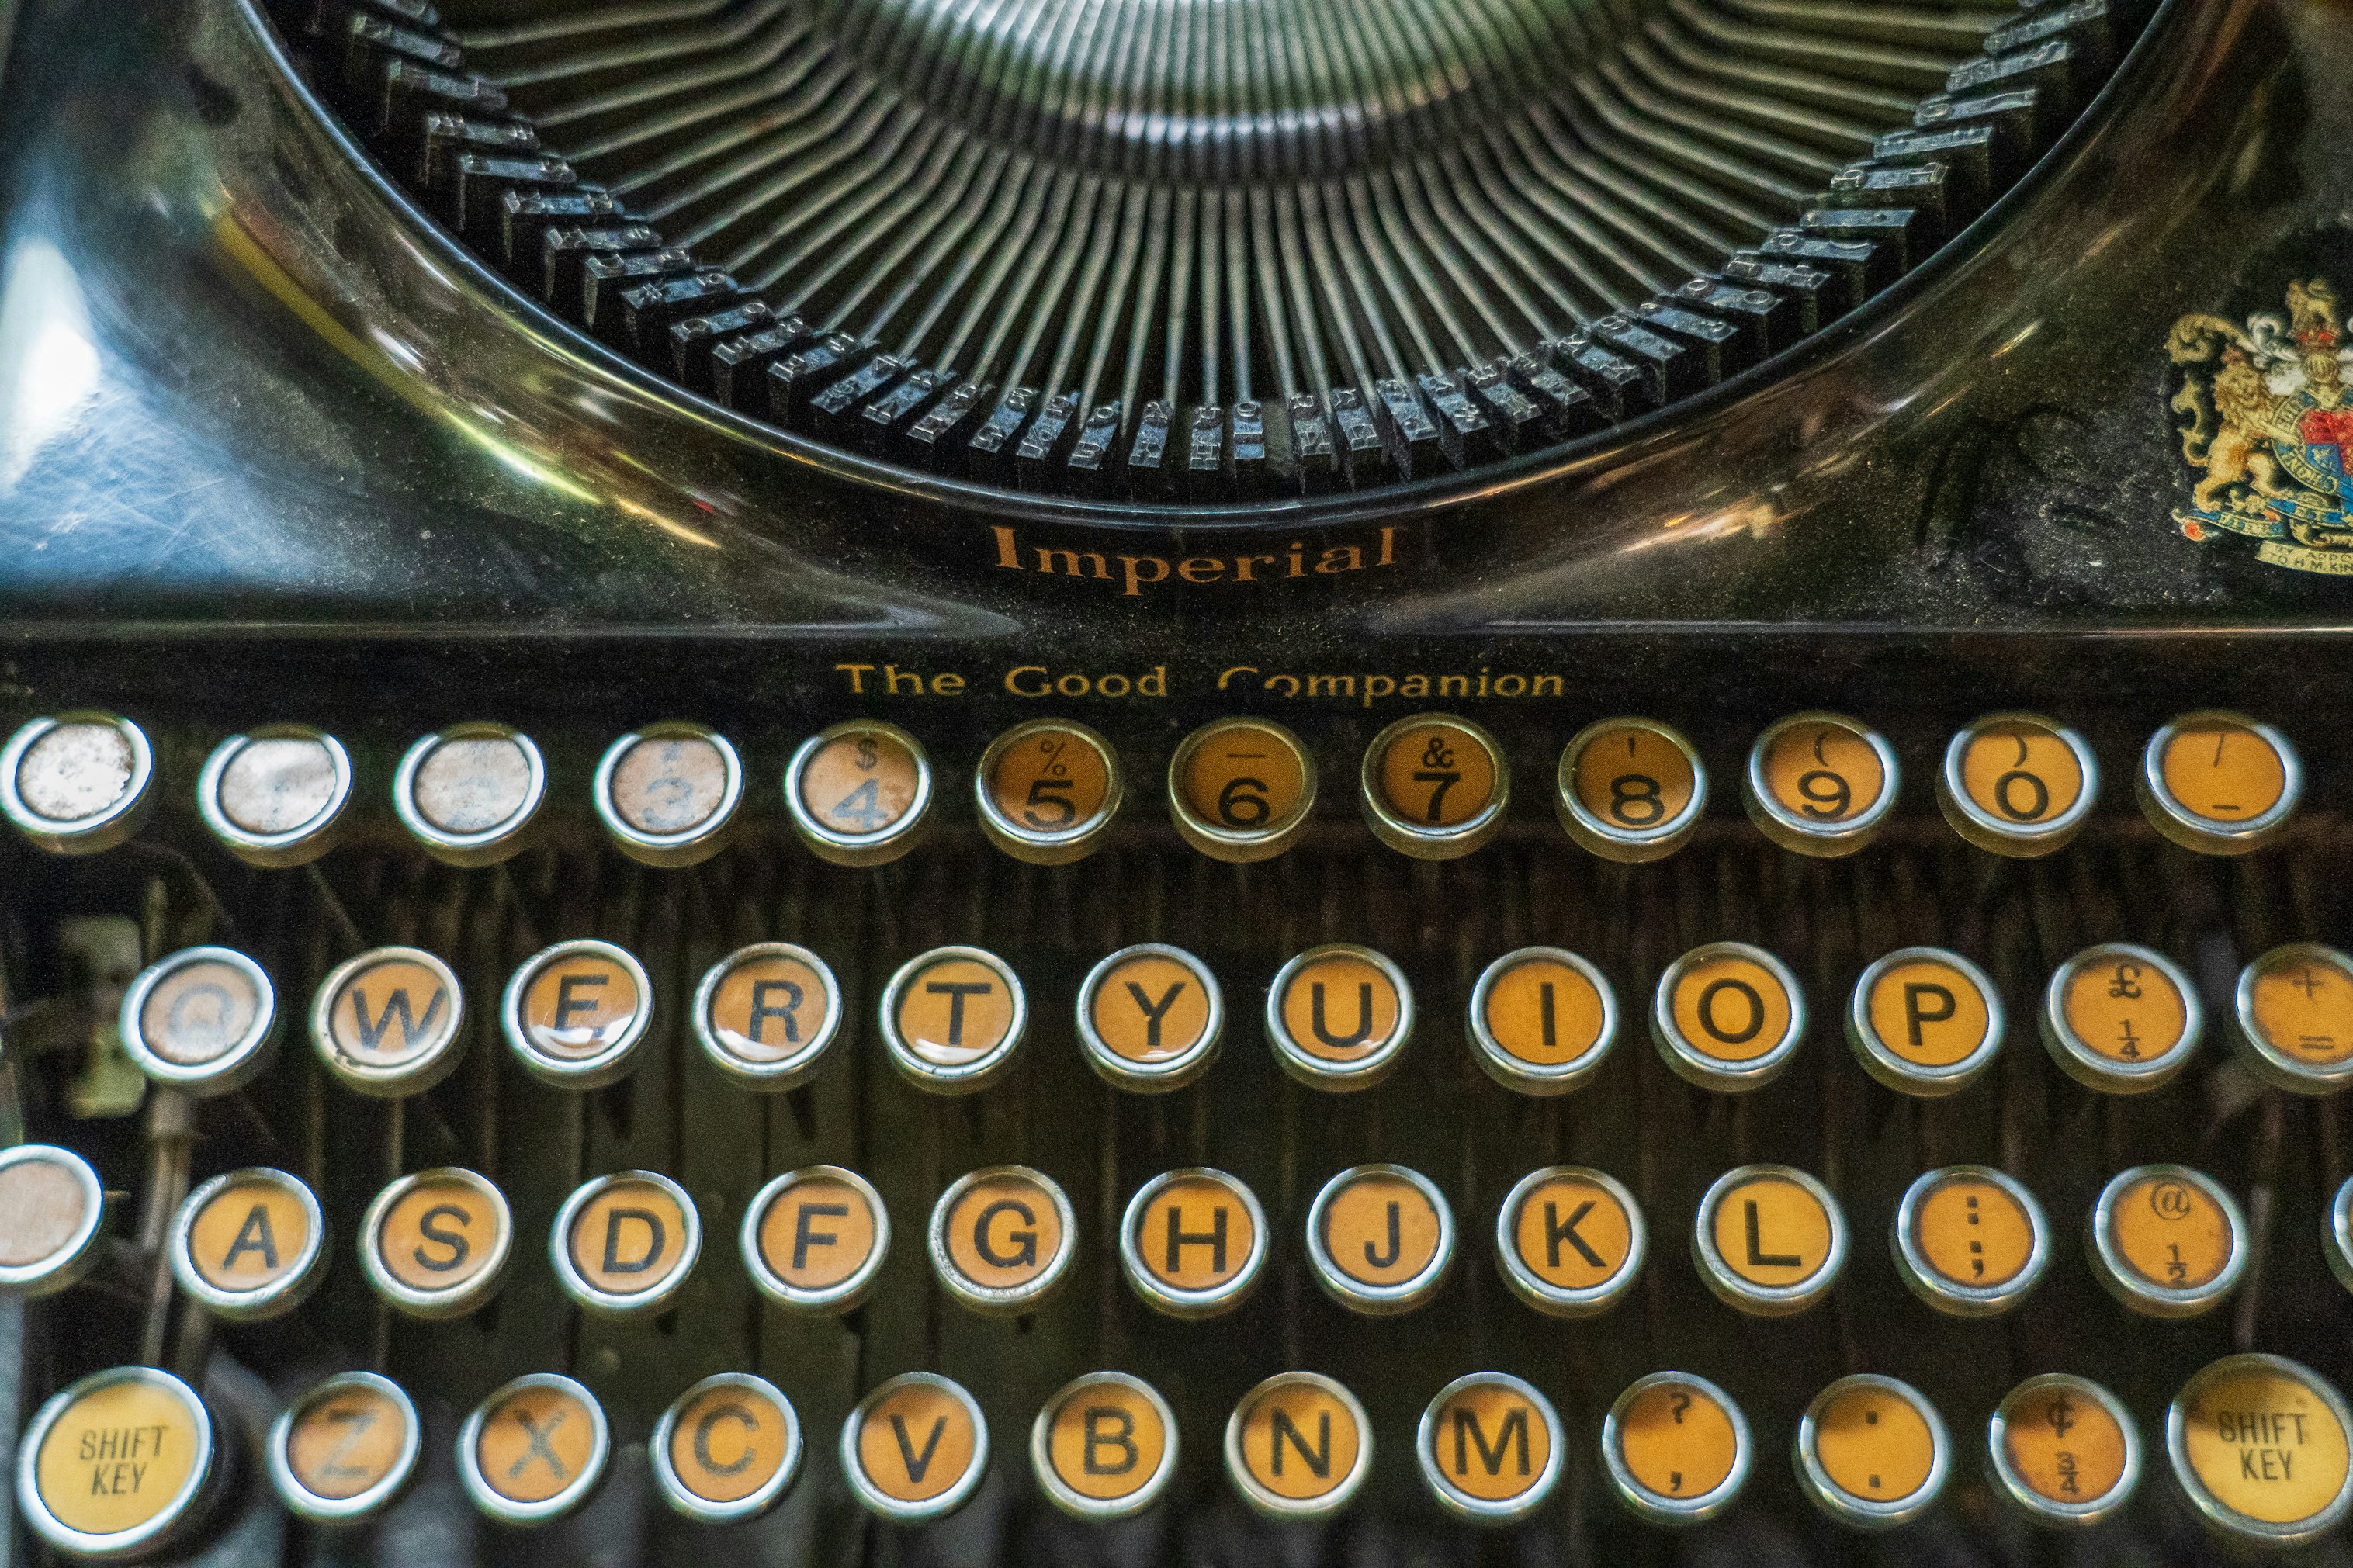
[2168,278,2353,573]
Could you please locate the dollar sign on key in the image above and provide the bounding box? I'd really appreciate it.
[856,737,878,771]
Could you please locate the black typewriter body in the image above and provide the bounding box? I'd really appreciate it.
[3,0,2353,1558]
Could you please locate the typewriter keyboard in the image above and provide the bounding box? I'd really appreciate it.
[2,703,2351,1563]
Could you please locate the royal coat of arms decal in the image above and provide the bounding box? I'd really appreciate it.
[2167,279,2353,574]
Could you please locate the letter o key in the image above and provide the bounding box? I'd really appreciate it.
[930,1165,1076,1316]
[650,1372,802,1524]
[551,1171,701,1317]
[1651,943,1805,1092]
[1031,1372,1179,1521]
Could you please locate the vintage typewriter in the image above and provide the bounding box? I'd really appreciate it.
[2,0,2352,1556]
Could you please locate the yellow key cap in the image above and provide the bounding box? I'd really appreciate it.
[1554,718,1708,863]
[267,1372,421,1524]
[592,722,743,867]
[743,1165,889,1315]
[1797,1375,1950,1528]
[310,946,465,1098]
[1120,1168,1268,1318]
[171,1167,326,1321]
[879,946,1027,1094]
[691,942,843,1092]
[458,1373,610,1526]
[501,939,654,1090]
[1264,943,1415,1090]
[929,1165,1077,1316]
[1651,943,1805,1092]
[2169,1354,2353,1545]
[1417,1372,1564,1525]
[2041,942,2202,1093]
[1469,948,1618,1096]
[842,1373,989,1524]
[976,718,1124,864]
[2090,1164,2247,1317]
[2233,943,2353,1094]
[19,1366,218,1557]
[1224,1372,1373,1520]
[650,1372,802,1524]
[1693,1164,1845,1316]
[1601,1372,1751,1525]
[1360,713,1509,859]
[551,1170,701,1317]
[1987,1373,2140,1526]
[1169,717,1317,862]
[1031,1372,1178,1521]
[784,720,934,865]
[1891,1166,2049,1317]
[359,1167,511,1319]
[1937,712,2098,856]
[1743,712,1899,856]
[2138,711,2302,855]
[1077,943,1224,1092]
[1845,947,2004,1096]
[1495,1165,1645,1317]
[1306,1164,1455,1315]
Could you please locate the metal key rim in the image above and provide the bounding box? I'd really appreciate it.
[1554,717,1710,862]
[170,1166,327,1321]
[1075,943,1225,1092]
[266,1370,423,1525]
[1793,1372,1951,1530]
[0,711,156,854]
[1030,1371,1180,1521]
[1650,941,1807,1093]
[499,938,655,1089]
[1741,712,1901,856]
[591,722,745,867]
[740,1165,891,1315]
[1494,1165,1646,1318]
[2137,711,2303,855]
[1416,1372,1565,1525]
[120,945,280,1097]
[392,723,547,865]
[2330,1174,2353,1296]
[1118,1167,1269,1318]
[1468,947,1620,1096]
[877,945,1027,1095]
[1166,716,1317,862]
[1984,1372,2141,1528]
[196,726,355,866]
[691,942,844,1092]
[1936,711,2101,857]
[974,718,1125,864]
[2232,943,2353,1096]
[1691,1163,1846,1317]
[1304,1162,1456,1316]
[0,1144,106,1298]
[1263,943,1415,1092]
[1845,947,2005,1097]
[1599,1371,1751,1526]
[310,946,467,1099]
[2166,1353,2353,1546]
[358,1166,512,1319]
[15,1365,217,1559]
[649,1372,803,1524]
[927,1164,1078,1316]
[781,720,934,865]
[548,1168,702,1317]
[1357,711,1512,860]
[2039,942,2204,1094]
[456,1372,612,1527]
[1223,1372,1374,1521]
[1889,1165,2050,1317]
[2088,1164,2247,1318]
[840,1372,989,1525]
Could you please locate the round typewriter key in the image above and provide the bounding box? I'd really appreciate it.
[311,947,465,1098]
[1225,1372,1372,1521]
[0,712,155,855]
[120,945,278,1097]
[1305,1163,1454,1316]
[2041,942,2202,1093]
[1846,947,2002,1096]
[784,720,933,866]
[393,722,546,867]
[1693,1164,1845,1317]
[1601,1372,1751,1525]
[693,943,842,1092]
[1076,944,1223,1092]
[1031,1371,1178,1521]
[267,1371,421,1525]
[2089,1165,2246,1318]
[552,1169,700,1318]
[1469,948,1617,1096]
[593,723,743,867]
[359,1168,511,1319]
[1891,1166,2049,1317]
[842,1373,988,1524]
[929,1165,1076,1316]
[1496,1165,1644,1317]
[2139,711,2302,856]
[172,1166,325,1321]
[878,946,1025,1094]
[1556,718,1708,863]
[1988,1373,2140,1527]
[2233,943,2353,1095]
[1120,1168,1268,1318]
[1360,713,1509,859]
[458,1372,610,1527]
[1417,1372,1563,1525]
[196,726,353,867]
[1796,1374,1950,1529]
[1651,942,1804,1093]
[1264,943,1413,1091]
[17,1366,218,1559]
[1743,712,1898,856]
[1169,716,1316,862]
[2330,1175,2353,1296]
[743,1165,889,1314]
[501,939,653,1089]
[1938,712,2098,857]
[2168,1353,2353,1545]
[976,718,1123,864]
[0,1144,106,1298]
[650,1372,801,1524]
